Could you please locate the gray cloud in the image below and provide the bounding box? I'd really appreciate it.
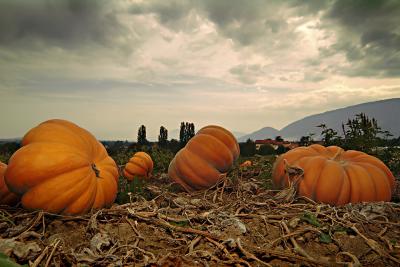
[315,0,400,77]
[0,0,127,49]
[129,0,299,49]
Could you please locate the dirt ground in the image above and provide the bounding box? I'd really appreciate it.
[1,160,399,267]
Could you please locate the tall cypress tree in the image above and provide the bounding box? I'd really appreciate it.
[137,125,148,145]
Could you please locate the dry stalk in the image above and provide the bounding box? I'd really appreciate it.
[281,221,316,261]
[236,238,273,267]
[44,239,61,267]
[30,246,49,267]
[351,225,400,264]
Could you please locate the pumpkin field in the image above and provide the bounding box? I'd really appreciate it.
[0,119,399,267]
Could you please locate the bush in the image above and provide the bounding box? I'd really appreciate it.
[258,144,276,155]
[240,139,256,156]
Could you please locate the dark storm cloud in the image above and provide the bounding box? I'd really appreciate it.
[129,0,295,47]
[318,0,400,77]
[0,0,126,48]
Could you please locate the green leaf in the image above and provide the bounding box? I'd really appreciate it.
[0,253,24,267]
[300,212,321,227]
[319,232,332,244]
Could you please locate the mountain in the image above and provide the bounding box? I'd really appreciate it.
[238,127,280,142]
[240,98,400,141]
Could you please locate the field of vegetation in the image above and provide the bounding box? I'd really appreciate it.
[0,115,399,266]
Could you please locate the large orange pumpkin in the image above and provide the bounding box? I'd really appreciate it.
[0,162,20,206]
[168,125,240,192]
[123,152,153,180]
[272,144,395,205]
[5,119,119,215]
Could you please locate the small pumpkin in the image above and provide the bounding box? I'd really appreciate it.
[123,152,154,180]
[5,119,119,215]
[168,125,240,192]
[240,160,252,168]
[0,161,20,206]
[272,144,395,205]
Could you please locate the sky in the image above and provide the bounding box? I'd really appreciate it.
[0,0,399,141]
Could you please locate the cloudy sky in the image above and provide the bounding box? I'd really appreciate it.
[0,0,399,140]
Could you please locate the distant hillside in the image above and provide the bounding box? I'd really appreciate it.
[238,127,280,142]
[240,98,400,141]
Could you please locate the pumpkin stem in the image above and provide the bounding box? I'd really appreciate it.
[274,159,304,203]
[91,163,101,178]
[332,148,344,161]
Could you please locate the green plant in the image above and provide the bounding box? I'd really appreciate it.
[300,212,321,227]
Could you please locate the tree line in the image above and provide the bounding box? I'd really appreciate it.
[136,122,195,152]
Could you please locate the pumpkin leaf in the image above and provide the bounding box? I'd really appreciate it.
[319,232,332,244]
[300,212,321,227]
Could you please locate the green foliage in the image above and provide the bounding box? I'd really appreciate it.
[150,146,174,173]
[137,125,148,145]
[179,122,195,146]
[317,124,340,146]
[276,144,288,155]
[116,176,146,204]
[0,142,20,163]
[341,113,382,153]
[298,132,315,147]
[239,139,256,156]
[300,212,321,227]
[158,126,168,147]
[0,253,26,267]
[258,144,276,155]
[317,113,400,176]
[319,232,332,244]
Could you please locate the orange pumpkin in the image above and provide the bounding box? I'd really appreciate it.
[5,119,119,215]
[240,160,252,168]
[0,162,20,206]
[123,152,153,180]
[168,125,240,192]
[272,144,395,205]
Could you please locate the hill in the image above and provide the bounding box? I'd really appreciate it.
[239,98,400,141]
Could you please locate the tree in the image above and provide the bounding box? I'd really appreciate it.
[137,125,148,145]
[158,126,168,147]
[168,139,181,153]
[317,124,340,146]
[240,139,256,156]
[179,122,185,144]
[179,122,195,146]
[276,144,288,155]
[258,144,276,155]
[299,136,311,147]
[341,113,383,153]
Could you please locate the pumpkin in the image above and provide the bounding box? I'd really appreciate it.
[272,144,395,205]
[0,162,20,206]
[240,160,252,168]
[168,125,240,192]
[5,119,119,215]
[123,152,154,180]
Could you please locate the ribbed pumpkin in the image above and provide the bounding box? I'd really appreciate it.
[123,152,153,180]
[0,162,20,206]
[168,125,240,192]
[272,144,395,205]
[5,119,119,215]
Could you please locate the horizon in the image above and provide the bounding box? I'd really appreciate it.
[1,1,400,141]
